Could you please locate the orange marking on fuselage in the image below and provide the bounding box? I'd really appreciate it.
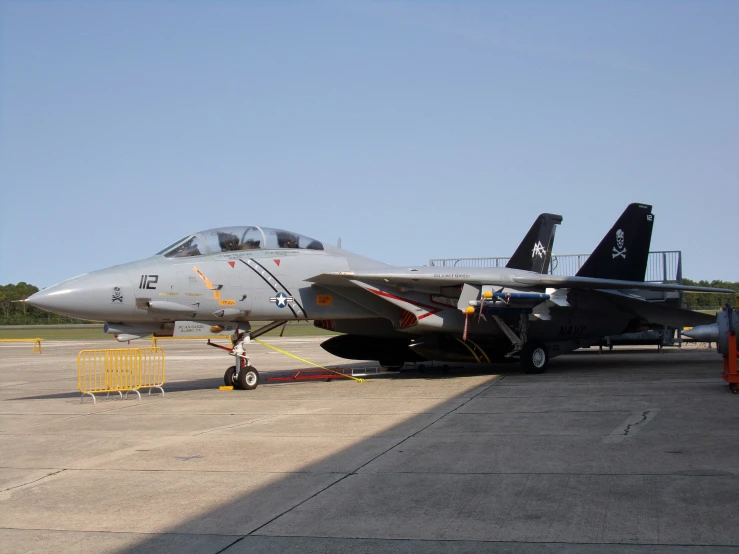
[193,266,214,290]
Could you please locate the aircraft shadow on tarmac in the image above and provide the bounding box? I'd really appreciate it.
[4,391,84,401]
[87,350,735,553]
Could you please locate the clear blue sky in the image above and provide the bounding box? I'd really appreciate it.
[1,1,737,288]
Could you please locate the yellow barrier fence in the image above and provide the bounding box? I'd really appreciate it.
[151,335,232,347]
[77,347,166,404]
[0,338,42,354]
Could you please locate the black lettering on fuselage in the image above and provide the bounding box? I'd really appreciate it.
[139,275,159,290]
[559,324,586,337]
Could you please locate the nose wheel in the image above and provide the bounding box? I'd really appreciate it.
[237,365,260,390]
[224,366,237,387]
[223,363,260,390]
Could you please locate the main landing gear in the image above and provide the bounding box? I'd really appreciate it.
[208,320,286,391]
[519,343,549,374]
[490,314,549,374]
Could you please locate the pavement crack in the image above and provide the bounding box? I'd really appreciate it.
[193,414,279,436]
[623,410,650,436]
[604,409,658,443]
[0,469,65,493]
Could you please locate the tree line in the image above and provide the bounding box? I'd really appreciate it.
[1,280,737,325]
[682,279,739,311]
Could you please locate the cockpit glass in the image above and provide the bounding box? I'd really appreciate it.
[241,227,265,250]
[262,228,324,250]
[156,236,190,256]
[265,229,299,249]
[197,226,263,253]
[158,226,323,257]
[163,235,206,258]
[302,236,324,250]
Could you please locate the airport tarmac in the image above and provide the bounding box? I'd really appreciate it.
[1,337,738,553]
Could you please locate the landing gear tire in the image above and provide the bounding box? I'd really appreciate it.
[521,344,548,374]
[730,383,738,394]
[224,366,238,387]
[237,366,260,390]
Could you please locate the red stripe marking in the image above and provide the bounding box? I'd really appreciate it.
[399,310,416,329]
[368,288,443,321]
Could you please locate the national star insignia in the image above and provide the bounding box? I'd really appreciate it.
[269,291,294,308]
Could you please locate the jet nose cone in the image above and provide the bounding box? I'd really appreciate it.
[26,277,84,313]
[27,270,135,320]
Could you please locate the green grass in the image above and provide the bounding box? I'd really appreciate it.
[0,322,336,341]
[0,326,111,341]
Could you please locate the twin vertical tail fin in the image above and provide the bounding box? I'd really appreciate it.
[506,213,563,274]
[576,203,654,281]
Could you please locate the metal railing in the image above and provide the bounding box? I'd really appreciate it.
[429,250,682,284]
[429,256,511,269]
[77,347,165,404]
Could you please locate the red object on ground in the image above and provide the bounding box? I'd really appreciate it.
[265,368,355,383]
[723,330,738,387]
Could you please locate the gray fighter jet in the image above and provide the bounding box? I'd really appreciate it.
[28,204,730,387]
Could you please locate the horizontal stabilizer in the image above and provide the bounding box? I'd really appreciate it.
[597,291,716,328]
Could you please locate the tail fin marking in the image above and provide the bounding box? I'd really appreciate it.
[576,203,654,282]
[507,213,563,274]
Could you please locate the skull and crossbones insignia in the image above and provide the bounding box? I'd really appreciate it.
[111,287,124,303]
[612,229,627,259]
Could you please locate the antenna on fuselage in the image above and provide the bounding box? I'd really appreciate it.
[337,237,342,249]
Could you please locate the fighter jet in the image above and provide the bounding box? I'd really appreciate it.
[27,204,730,388]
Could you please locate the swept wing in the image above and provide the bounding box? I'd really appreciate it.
[312,268,734,295]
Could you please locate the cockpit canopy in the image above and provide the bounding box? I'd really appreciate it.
[157,226,324,258]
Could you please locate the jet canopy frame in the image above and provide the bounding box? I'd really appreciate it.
[157,226,324,258]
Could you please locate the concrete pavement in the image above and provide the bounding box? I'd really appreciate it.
[1,338,737,553]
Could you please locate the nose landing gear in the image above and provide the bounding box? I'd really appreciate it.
[223,361,260,390]
[209,321,286,391]
[211,330,261,390]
